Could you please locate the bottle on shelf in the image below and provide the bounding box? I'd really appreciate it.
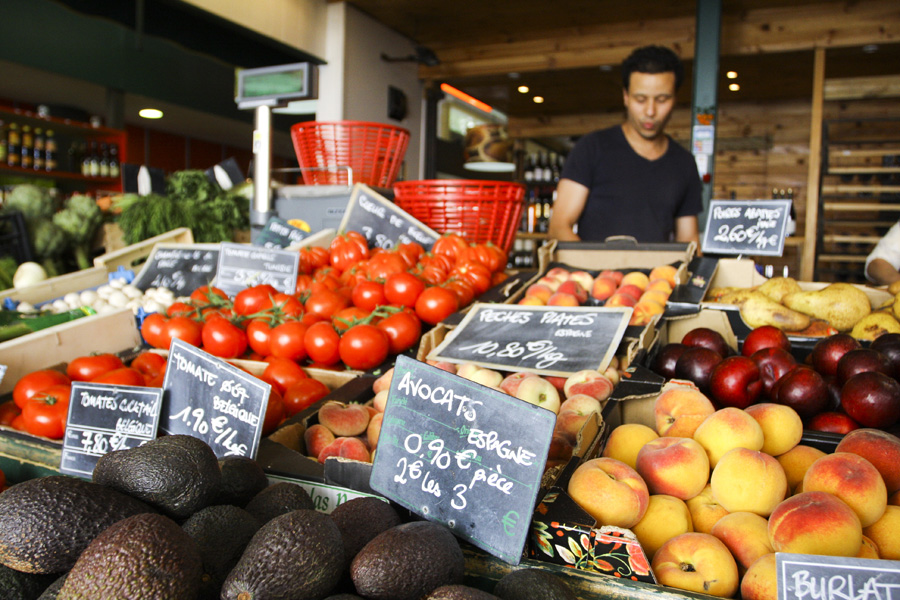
[108,143,119,178]
[80,141,91,176]
[20,125,33,170]
[44,130,57,172]
[88,142,100,177]
[549,151,560,184]
[0,120,7,165]
[99,143,110,178]
[523,153,535,183]
[7,122,20,168]
[538,151,550,183]
[32,127,44,171]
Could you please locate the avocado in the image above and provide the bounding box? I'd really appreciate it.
[351,521,464,600]
[221,509,345,600]
[36,573,66,600]
[423,584,499,599]
[216,456,269,507]
[329,497,401,563]
[0,562,57,600]
[182,505,261,600]
[493,568,578,600]
[92,434,222,520]
[57,512,201,600]
[0,475,154,574]
[244,481,315,524]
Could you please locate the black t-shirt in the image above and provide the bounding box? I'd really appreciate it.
[561,125,703,242]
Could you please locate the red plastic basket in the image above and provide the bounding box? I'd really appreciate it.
[393,180,526,253]
[290,120,410,187]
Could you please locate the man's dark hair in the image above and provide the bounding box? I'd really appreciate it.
[622,45,684,91]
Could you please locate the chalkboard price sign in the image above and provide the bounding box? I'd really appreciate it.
[777,553,900,600]
[159,338,271,459]
[339,184,440,250]
[132,244,220,293]
[215,242,300,297]
[370,355,556,564]
[60,382,163,478]
[702,199,792,257]
[254,216,310,249]
[428,303,631,377]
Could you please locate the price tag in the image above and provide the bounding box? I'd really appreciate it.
[702,199,792,257]
[777,553,900,600]
[370,355,555,564]
[427,303,631,377]
[215,242,300,297]
[60,382,163,478]
[160,338,271,459]
[254,216,310,249]
[339,184,440,250]
[132,244,220,293]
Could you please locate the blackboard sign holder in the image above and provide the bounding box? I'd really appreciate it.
[338,184,440,250]
[131,243,220,294]
[702,199,792,257]
[215,242,300,297]
[777,553,900,600]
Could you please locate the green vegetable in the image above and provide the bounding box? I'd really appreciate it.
[3,184,54,221]
[0,255,17,290]
[53,194,105,270]
[0,306,96,342]
[30,220,69,277]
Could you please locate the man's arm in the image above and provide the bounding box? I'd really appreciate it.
[866,258,900,286]
[674,214,700,247]
[549,178,588,241]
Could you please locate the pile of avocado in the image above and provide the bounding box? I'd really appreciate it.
[0,434,578,600]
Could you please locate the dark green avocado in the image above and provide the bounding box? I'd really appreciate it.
[0,475,154,574]
[216,456,269,507]
[0,562,57,600]
[92,434,222,520]
[244,481,315,524]
[57,513,202,600]
[423,584,500,599]
[329,497,401,563]
[35,573,67,600]
[493,568,578,600]
[350,521,464,600]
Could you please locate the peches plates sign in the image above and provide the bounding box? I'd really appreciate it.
[338,184,440,250]
[132,243,220,293]
[370,355,556,565]
[159,338,271,459]
[702,199,792,257]
[215,242,300,297]
[60,382,163,478]
[428,303,631,377]
[777,553,900,600]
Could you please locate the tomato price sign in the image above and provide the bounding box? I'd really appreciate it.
[132,243,220,293]
[159,338,271,459]
[428,303,631,377]
[215,242,300,297]
[60,382,163,478]
[777,553,900,600]
[370,355,556,564]
[339,184,440,250]
[702,199,792,257]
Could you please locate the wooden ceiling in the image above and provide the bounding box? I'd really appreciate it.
[340,0,900,130]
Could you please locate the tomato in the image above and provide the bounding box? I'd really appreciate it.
[383,272,425,308]
[305,289,350,320]
[0,400,21,426]
[282,378,331,417]
[130,351,167,379]
[303,321,342,365]
[432,233,470,263]
[268,321,309,362]
[451,261,493,295]
[298,246,330,273]
[13,369,71,409]
[365,252,407,282]
[330,231,369,271]
[417,264,447,286]
[339,324,390,370]
[261,357,308,396]
[93,367,146,387]
[262,388,285,436]
[419,252,453,274]
[492,270,509,286]
[140,312,169,349]
[463,242,506,273]
[146,372,166,387]
[10,414,27,432]
[190,285,228,304]
[246,319,274,356]
[66,353,125,382]
[272,293,304,317]
[396,242,425,269]
[351,280,386,312]
[376,311,422,354]
[415,286,460,325]
[22,385,71,439]
[202,317,248,359]
[233,284,277,316]
[164,316,203,348]
[331,306,369,333]
[166,301,196,318]
[443,277,476,307]
[294,274,313,295]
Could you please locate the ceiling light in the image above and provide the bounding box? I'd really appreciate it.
[139,108,164,119]
[518,85,529,94]
[728,83,740,92]
[533,96,544,104]
[726,71,738,79]
[440,83,493,113]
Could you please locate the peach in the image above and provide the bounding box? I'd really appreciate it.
[554,411,592,443]
[544,375,568,393]
[372,367,394,394]
[425,360,457,374]
[599,269,624,285]
[545,267,571,282]
[558,393,602,416]
[304,423,335,459]
[687,484,730,534]
[635,437,709,500]
[710,448,788,517]
[803,452,887,527]
[744,403,803,457]
[857,535,880,559]
[567,270,595,293]
[317,436,371,463]
[547,432,575,462]
[630,494,693,561]
[863,504,900,560]
[547,291,580,307]
[621,271,650,292]
[563,370,614,402]
[318,400,371,437]
[640,289,670,305]
[835,428,900,494]
[537,275,562,290]
[693,407,765,468]
[647,279,674,295]
[602,423,659,470]
[740,553,777,600]
[456,363,503,388]
[567,457,649,528]
[514,375,561,414]
[367,412,383,449]
[499,371,537,396]
[556,279,588,304]
[605,292,637,308]
[711,511,773,571]
[654,384,716,438]
[524,283,554,303]
[650,264,679,288]
[517,295,546,306]
[776,444,827,492]
[768,491,863,557]
[652,533,739,598]
[590,275,618,301]
[630,300,665,326]
[372,389,389,412]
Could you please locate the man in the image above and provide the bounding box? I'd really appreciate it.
[548,45,702,246]
[865,220,900,286]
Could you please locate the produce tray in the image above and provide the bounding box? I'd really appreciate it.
[0,266,109,305]
[92,227,194,272]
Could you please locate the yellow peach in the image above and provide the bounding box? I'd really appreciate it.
[635,436,709,500]
[740,553,777,600]
[777,444,827,493]
[567,457,649,529]
[686,484,731,534]
[863,504,900,560]
[744,403,803,457]
[630,494,693,561]
[802,452,887,528]
[601,423,659,470]
[768,491,863,557]
[652,533,739,598]
[711,511,773,571]
[710,448,788,517]
[693,407,765,468]
[654,385,716,438]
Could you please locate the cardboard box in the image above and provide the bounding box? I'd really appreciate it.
[539,239,696,274]
[0,266,109,305]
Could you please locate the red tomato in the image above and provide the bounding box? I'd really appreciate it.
[13,369,71,409]
[443,278,476,307]
[272,293,304,317]
[305,289,351,320]
[246,319,274,356]
[190,285,228,304]
[22,385,71,439]
[140,312,170,349]
[339,324,390,370]
[294,273,313,295]
[415,286,460,325]
[166,301,196,318]
[233,284,277,316]
[451,261,493,295]
[130,351,166,379]
[268,321,309,361]
[260,357,308,396]
[146,372,166,387]
[282,378,331,417]
[66,354,125,382]
[377,311,422,354]
[93,367,146,387]
[331,307,370,333]
[10,414,27,432]
[164,316,203,348]
[329,231,369,271]
[432,233,470,263]
[303,321,342,365]
[262,388,285,436]
[365,252,407,282]
[383,272,425,307]
[0,400,21,426]
[202,317,248,359]
[352,280,386,312]
[396,242,425,269]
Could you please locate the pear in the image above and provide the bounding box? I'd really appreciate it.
[739,291,811,331]
[782,283,871,332]
[850,311,900,340]
[755,276,802,303]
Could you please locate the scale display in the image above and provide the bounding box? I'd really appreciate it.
[236,63,317,107]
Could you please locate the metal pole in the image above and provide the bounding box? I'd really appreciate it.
[691,0,722,230]
[251,104,274,240]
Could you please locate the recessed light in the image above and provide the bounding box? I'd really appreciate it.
[139,108,164,119]
[728,83,740,92]
[533,96,544,104]
[518,85,530,94]
[726,71,738,79]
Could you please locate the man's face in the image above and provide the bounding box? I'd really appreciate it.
[623,71,677,141]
